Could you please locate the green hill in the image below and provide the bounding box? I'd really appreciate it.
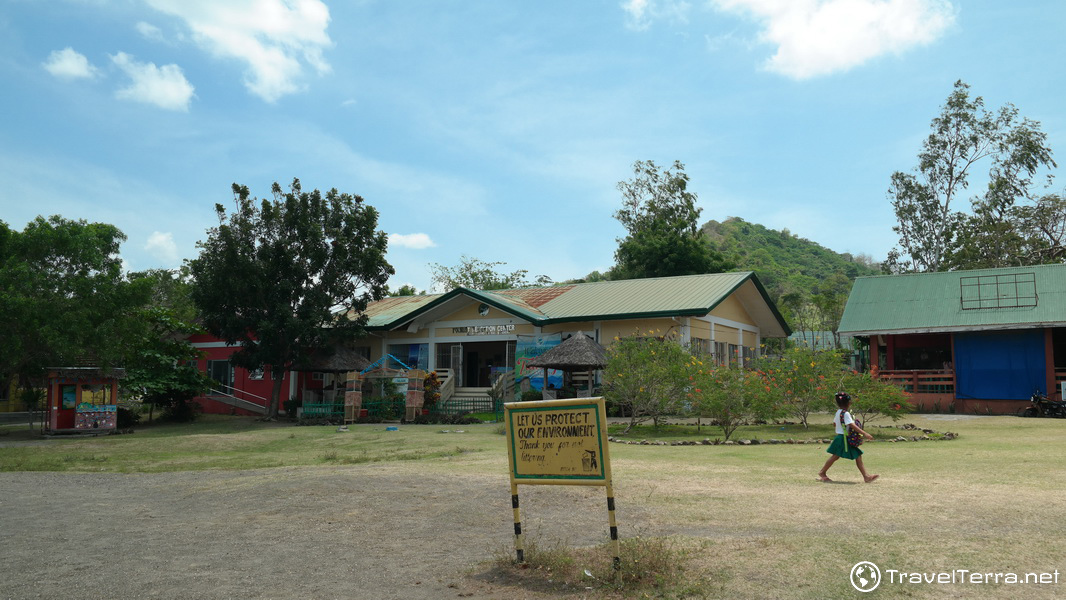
[702,217,880,303]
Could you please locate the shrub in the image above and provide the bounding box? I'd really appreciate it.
[604,331,691,433]
[841,370,912,425]
[159,398,203,423]
[688,363,778,440]
[755,347,844,428]
[283,396,302,419]
[117,406,141,428]
[520,390,543,402]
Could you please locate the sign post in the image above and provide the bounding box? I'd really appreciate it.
[504,397,619,569]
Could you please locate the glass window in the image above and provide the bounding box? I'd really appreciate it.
[80,384,111,405]
[208,360,233,388]
[388,344,429,370]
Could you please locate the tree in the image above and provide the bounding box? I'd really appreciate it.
[810,273,852,348]
[840,371,911,426]
[0,216,141,398]
[189,179,393,419]
[886,80,1056,273]
[122,270,213,422]
[612,160,731,279]
[688,362,777,440]
[603,332,691,433]
[757,347,844,428]
[428,255,551,291]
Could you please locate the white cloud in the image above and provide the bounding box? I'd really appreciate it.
[145,231,180,265]
[42,47,100,79]
[388,233,436,250]
[145,0,333,102]
[111,52,195,111]
[712,0,956,79]
[622,0,691,31]
[135,21,166,42]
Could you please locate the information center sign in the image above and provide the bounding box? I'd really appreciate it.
[505,397,610,485]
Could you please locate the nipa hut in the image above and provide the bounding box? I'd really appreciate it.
[526,331,608,399]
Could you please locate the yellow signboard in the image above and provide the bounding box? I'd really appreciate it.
[505,397,611,485]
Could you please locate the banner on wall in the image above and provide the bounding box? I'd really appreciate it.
[515,334,563,391]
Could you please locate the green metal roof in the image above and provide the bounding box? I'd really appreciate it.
[838,264,1066,335]
[361,271,791,336]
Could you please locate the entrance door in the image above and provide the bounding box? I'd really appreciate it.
[208,360,233,391]
[465,350,480,387]
[450,344,463,387]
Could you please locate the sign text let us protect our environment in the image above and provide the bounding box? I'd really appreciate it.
[505,398,608,484]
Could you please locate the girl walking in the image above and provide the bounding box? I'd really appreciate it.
[818,392,878,483]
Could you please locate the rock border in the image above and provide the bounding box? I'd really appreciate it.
[608,423,959,446]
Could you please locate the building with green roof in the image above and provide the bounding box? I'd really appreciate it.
[356,271,790,393]
[839,264,1066,413]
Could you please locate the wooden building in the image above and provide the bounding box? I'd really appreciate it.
[839,264,1066,414]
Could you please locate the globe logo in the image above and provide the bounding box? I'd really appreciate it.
[850,561,881,592]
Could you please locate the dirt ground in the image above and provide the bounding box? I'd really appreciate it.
[0,464,633,600]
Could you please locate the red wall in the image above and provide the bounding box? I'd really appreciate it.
[188,333,292,415]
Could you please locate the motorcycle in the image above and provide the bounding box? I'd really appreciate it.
[1020,390,1066,418]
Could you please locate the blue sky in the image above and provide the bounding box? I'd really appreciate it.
[2,1,1063,292]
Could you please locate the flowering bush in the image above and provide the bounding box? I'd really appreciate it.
[604,331,690,433]
[840,370,912,425]
[755,347,844,428]
[687,361,778,440]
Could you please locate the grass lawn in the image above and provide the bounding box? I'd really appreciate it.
[2,413,1064,599]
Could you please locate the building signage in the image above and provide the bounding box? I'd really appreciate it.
[505,398,610,483]
[452,324,516,336]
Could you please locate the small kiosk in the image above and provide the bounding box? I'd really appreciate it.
[44,366,125,435]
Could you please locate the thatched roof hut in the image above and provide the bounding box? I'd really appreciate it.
[298,346,371,373]
[526,332,606,399]
[526,331,607,370]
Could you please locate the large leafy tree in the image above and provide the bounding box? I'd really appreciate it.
[886,80,1056,273]
[0,216,140,395]
[612,160,731,280]
[122,269,212,422]
[189,178,393,419]
[428,255,551,292]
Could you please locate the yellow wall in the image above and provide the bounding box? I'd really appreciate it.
[689,319,711,340]
[599,318,681,342]
[542,321,596,335]
[714,324,739,342]
[440,302,526,322]
[710,295,755,326]
[381,329,423,340]
[744,330,758,348]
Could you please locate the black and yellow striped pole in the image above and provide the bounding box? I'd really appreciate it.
[606,479,620,570]
[511,480,525,563]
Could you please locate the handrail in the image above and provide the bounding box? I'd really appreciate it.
[209,383,268,403]
[490,369,516,401]
[437,369,456,404]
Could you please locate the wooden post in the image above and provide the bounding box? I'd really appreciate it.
[1045,328,1057,400]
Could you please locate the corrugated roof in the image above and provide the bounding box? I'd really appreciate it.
[838,264,1066,335]
[359,271,791,336]
[531,272,753,322]
[361,294,442,328]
